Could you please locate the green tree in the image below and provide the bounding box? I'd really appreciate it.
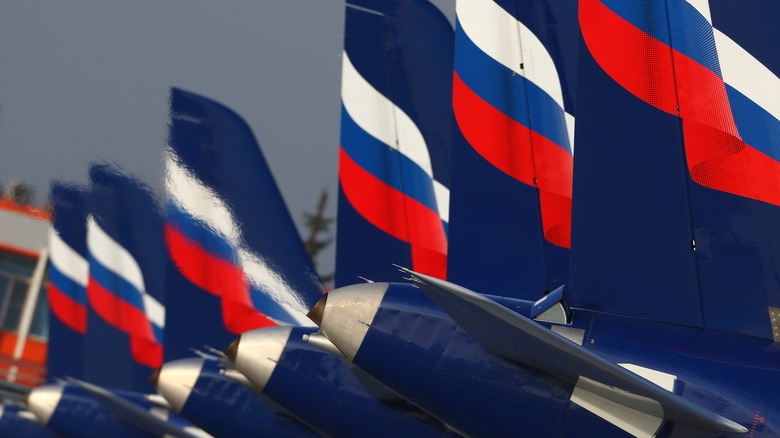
[302,189,334,284]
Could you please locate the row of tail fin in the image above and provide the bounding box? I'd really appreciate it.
[339,0,780,341]
[46,0,780,394]
[47,90,325,390]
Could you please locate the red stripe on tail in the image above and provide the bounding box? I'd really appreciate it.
[339,147,448,278]
[453,72,572,248]
[87,278,162,368]
[49,282,87,334]
[165,224,278,333]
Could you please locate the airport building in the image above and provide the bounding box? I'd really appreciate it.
[0,197,50,386]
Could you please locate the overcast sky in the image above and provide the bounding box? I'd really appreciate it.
[0,0,454,277]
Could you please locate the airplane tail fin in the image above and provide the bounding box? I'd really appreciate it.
[335,0,453,286]
[84,163,167,391]
[445,0,578,300]
[571,0,780,340]
[164,88,323,355]
[47,183,89,382]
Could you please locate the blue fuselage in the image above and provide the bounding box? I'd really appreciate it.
[177,360,319,438]
[349,284,779,438]
[261,326,458,438]
[45,386,151,438]
[0,404,58,438]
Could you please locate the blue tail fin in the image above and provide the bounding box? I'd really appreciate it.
[571,0,780,340]
[84,163,167,391]
[445,0,578,300]
[47,183,89,381]
[335,0,453,286]
[163,87,322,358]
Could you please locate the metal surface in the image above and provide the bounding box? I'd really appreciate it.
[405,269,745,432]
[306,294,327,327]
[220,369,254,389]
[303,332,346,359]
[154,358,206,413]
[26,383,64,426]
[319,280,777,436]
[316,283,387,361]
[237,325,457,438]
[159,357,320,438]
[232,326,292,391]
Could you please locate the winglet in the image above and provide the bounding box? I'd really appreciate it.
[399,269,748,434]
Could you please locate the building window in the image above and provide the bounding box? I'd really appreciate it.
[0,251,41,334]
[29,282,48,339]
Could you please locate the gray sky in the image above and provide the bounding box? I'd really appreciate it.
[0,0,454,277]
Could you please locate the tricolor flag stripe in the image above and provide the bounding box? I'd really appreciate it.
[453,71,535,186]
[165,201,238,265]
[581,0,780,208]
[579,0,679,115]
[87,216,147,297]
[48,282,87,334]
[453,71,573,248]
[165,150,312,327]
[49,229,88,288]
[49,227,89,334]
[341,51,435,180]
[339,147,448,258]
[87,275,162,367]
[726,84,780,162]
[340,51,450,228]
[454,19,572,154]
[142,292,165,335]
[88,255,146,312]
[165,223,277,333]
[340,105,440,215]
[48,266,86,305]
[667,0,722,77]
[86,217,165,341]
[433,180,450,226]
[595,0,673,46]
[457,0,574,153]
[452,0,574,249]
[167,218,299,326]
[237,250,311,326]
[165,153,242,246]
[715,28,780,131]
[456,0,565,108]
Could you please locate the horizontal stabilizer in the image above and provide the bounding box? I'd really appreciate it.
[66,378,203,438]
[400,268,747,434]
